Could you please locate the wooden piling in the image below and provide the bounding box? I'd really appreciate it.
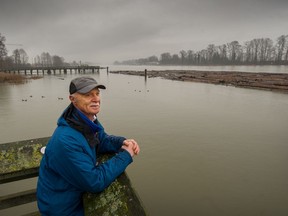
[144,69,147,81]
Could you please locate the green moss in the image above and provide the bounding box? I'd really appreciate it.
[84,178,129,216]
[83,154,130,215]
[0,143,43,173]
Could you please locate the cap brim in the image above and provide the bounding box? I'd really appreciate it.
[77,84,106,94]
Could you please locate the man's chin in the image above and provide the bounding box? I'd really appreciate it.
[91,109,100,115]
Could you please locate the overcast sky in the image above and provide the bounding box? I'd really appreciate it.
[1,0,288,65]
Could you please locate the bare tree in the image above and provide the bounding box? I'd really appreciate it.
[275,35,286,62]
[12,49,21,66]
[37,55,42,66]
[187,50,194,65]
[217,44,228,64]
[259,38,274,63]
[243,41,252,63]
[283,35,288,62]
[227,41,241,63]
[197,49,208,64]
[206,44,216,63]
[0,33,8,67]
[160,52,172,64]
[147,55,158,64]
[19,49,29,65]
[179,50,187,65]
[171,54,180,64]
[4,56,14,67]
[34,55,41,66]
[52,55,64,67]
[41,52,52,67]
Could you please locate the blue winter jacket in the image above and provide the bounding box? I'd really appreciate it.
[37,113,132,215]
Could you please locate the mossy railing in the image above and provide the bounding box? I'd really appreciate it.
[0,137,147,215]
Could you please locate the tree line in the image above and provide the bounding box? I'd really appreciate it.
[115,34,288,66]
[0,33,80,68]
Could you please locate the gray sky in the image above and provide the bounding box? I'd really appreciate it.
[1,0,288,65]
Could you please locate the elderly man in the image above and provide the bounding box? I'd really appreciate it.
[37,76,140,216]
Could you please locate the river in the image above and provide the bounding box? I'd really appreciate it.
[1,65,288,215]
[108,64,288,73]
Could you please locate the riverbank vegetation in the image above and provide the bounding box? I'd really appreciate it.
[115,34,288,66]
[0,72,26,84]
[0,72,41,84]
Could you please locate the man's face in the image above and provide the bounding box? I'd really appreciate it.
[69,88,101,120]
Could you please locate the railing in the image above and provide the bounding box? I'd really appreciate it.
[0,137,147,215]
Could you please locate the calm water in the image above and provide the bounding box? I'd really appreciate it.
[1,66,288,215]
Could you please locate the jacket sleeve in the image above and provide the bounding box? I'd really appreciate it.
[49,133,132,193]
[96,121,126,153]
[98,132,126,153]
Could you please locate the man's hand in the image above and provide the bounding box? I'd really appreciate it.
[122,139,140,157]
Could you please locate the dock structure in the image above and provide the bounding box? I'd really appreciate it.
[1,66,109,75]
[0,137,147,216]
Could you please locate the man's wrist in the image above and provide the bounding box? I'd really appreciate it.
[119,148,126,153]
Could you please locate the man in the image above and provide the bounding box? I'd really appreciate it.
[37,76,140,215]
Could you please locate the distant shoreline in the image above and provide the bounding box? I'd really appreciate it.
[110,70,288,94]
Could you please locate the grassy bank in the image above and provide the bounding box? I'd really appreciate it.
[0,72,41,84]
[0,72,26,84]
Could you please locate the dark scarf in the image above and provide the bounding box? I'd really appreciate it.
[62,103,103,149]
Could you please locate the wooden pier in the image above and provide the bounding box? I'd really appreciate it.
[0,137,147,216]
[1,65,109,75]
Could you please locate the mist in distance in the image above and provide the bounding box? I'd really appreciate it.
[0,0,288,65]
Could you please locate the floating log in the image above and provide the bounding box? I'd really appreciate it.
[110,70,288,93]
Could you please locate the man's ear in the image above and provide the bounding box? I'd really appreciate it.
[69,95,76,103]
